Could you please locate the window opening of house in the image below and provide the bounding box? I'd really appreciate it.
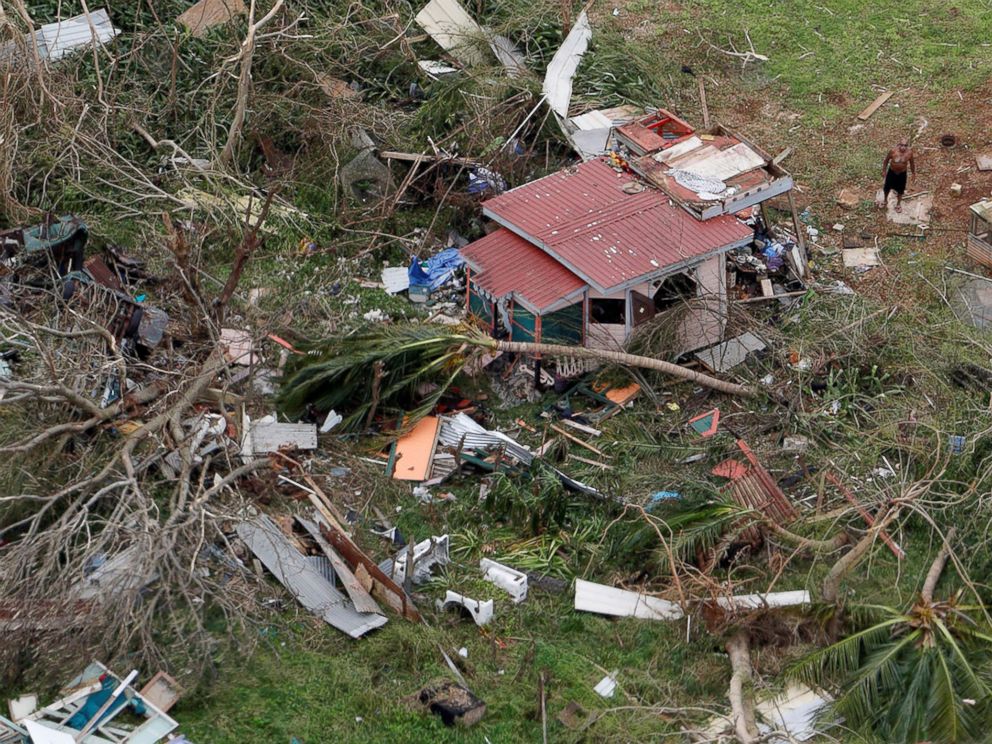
[590,298,625,324]
[652,272,697,311]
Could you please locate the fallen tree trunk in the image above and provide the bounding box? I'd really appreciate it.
[493,340,755,398]
[921,527,957,603]
[725,630,759,743]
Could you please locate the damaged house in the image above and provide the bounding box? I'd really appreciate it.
[462,109,805,356]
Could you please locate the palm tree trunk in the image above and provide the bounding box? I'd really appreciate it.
[491,340,755,398]
[726,630,760,743]
[921,527,957,602]
[822,506,902,604]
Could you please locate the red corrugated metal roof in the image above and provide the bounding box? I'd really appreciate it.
[482,158,752,292]
[461,228,586,313]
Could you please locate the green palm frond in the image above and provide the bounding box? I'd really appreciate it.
[277,324,488,428]
[791,599,992,742]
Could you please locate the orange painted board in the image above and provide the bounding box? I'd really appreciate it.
[605,383,641,406]
[391,416,441,481]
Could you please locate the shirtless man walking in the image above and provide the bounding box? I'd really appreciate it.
[881,139,916,212]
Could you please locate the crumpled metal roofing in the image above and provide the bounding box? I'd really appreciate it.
[482,158,752,292]
[461,228,586,313]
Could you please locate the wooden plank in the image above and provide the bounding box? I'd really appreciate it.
[550,424,606,457]
[771,147,793,166]
[249,421,317,453]
[842,248,880,268]
[558,418,602,437]
[392,416,441,481]
[319,521,422,622]
[297,517,382,614]
[857,91,892,121]
[567,453,613,470]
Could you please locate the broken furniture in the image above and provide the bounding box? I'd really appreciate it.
[713,440,798,543]
[967,199,992,268]
[1,661,178,743]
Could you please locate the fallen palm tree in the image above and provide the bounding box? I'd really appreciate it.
[277,323,756,428]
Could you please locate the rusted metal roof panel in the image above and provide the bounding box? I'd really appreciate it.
[482,158,751,292]
[461,228,586,313]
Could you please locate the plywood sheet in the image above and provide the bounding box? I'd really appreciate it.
[678,143,766,182]
[605,383,640,406]
[694,332,766,373]
[178,0,246,37]
[392,416,441,481]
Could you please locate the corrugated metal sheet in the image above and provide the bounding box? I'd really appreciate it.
[236,515,387,638]
[462,228,586,313]
[437,413,602,497]
[483,158,752,292]
[37,9,120,61]
[543,10,591,118]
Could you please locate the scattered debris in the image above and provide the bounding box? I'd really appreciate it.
[139,671,183,714]
[951,182,963,196]
[237,514,388,638]
[556,700,590,730]
[694,333,766,373]
[480,559,528,603]
[543,10,592,119]
[593,674,618,699]
[391,416,442,481]
[320,409,343,433]
[7,695,37,722]
[3,8,120,63]
[966,199,992,268]
[220,328,258,366]
[438,591,494,626]
[416,682,486,727]
[574,579,683,620]
[782,435,809,453]
[243,413,318,455]
[414,0,524,74]
[381,266,410,295]
[380,535,450,584]
[856,90,893,121]
[689,408,720,437]
[976,154,992,172]
[4,661,178,743]
[842,246,880,269]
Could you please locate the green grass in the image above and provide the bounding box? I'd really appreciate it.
[671,0,992,118]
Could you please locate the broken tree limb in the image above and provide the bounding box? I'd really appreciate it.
[493,340,755,397]
[725,631,759,743]
[219,0,286,166]
[921,527,957,603]
[821,506,902,604]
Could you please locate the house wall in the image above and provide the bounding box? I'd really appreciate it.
[675,253,727,353]
[585,287,627,350]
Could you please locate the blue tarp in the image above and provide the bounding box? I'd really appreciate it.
[409,248,464,291]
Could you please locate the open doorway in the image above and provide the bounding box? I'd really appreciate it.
[652,272,697,311]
